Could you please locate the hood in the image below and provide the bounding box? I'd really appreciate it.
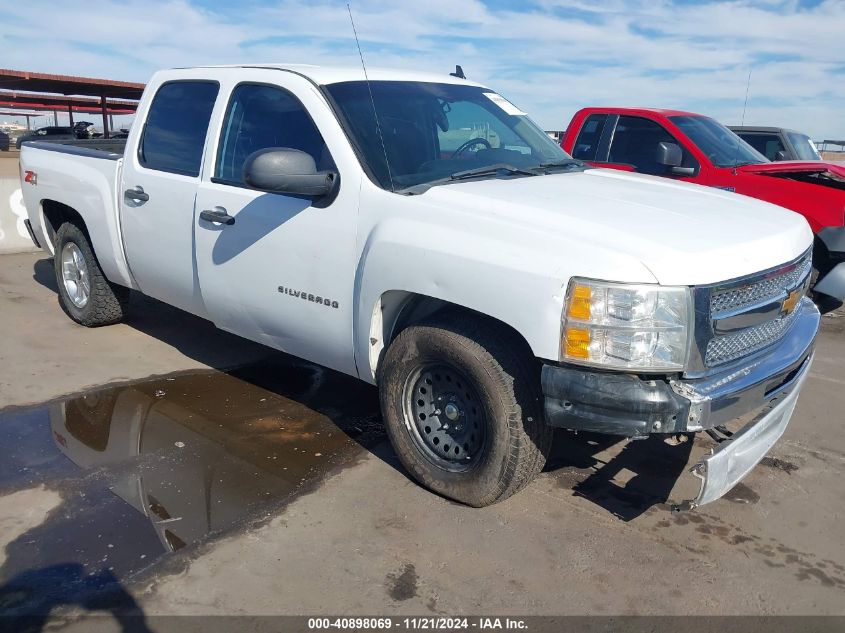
[419,168,812,286]
[739,160,845,179]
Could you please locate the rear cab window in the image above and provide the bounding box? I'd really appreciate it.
[572,113,609,161]
[139,81,220,177]
[739,133,786,161]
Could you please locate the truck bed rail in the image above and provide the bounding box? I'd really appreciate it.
[22,139,126,160]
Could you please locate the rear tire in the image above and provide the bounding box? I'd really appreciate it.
[54,222,128,327]
[379,313,552,507]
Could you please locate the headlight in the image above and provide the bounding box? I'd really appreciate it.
[561,278,692,371]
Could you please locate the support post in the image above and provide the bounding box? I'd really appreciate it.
[53,111,58,126]
[67,103,74,128]
[100,96,110,139]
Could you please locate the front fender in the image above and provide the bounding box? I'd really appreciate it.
[353,219,570,382]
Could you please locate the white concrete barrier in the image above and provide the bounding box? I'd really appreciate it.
[0,175,39,254]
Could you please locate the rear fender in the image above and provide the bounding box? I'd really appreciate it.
[20,147,135,288]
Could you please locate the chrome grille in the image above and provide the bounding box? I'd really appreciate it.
[705,307,801,366]
[702,251,811,368]
[710,252,812,317]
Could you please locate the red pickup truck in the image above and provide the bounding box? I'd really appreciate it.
[561,107,845,299]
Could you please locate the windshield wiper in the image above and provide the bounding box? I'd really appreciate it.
[533,159,585,171]
[449,163,538,181]
[398,163,539,195]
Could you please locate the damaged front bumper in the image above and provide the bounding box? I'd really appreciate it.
[688,361,809,506]
[542,298,819,506]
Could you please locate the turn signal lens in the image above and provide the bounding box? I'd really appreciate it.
[563,327,591,359]
[567,284,592,320]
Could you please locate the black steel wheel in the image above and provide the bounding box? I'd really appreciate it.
[404,363,487,472]
[379,312,553,507]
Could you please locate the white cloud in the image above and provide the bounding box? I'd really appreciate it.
[0,0,842,139]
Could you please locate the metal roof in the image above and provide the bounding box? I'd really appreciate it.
[0,68,145,99]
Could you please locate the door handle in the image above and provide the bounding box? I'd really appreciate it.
[200,207,235,226]
[124,186,149,203]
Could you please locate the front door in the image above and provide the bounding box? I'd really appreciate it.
[119,80,220,317]
[193,72,360,376]
[605,115,698,178]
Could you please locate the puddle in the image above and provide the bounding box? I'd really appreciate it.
[0,357,382,613]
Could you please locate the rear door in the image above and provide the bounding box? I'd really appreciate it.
[569,113,615,164]
[192,70,362,376]
[119,79,220,317]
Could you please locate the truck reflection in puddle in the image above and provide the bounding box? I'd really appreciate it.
[48,358,382,554]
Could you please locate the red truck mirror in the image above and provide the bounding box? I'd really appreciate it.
[657,141,696,177]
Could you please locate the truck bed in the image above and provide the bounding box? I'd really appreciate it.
[19,137,136,289]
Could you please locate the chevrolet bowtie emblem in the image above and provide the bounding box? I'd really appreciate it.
[781,288,802,317]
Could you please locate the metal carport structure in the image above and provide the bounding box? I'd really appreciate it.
[0,68,144,136]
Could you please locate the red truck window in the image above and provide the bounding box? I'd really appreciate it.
[572,113,608,160]
[608,116,680,175]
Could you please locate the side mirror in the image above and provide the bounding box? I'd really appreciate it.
[775,150,788,161]
[656,141,683,167]
[656,141,696,176]
[243,148,338,198]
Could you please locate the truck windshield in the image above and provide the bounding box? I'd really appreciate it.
[669,115,768,168]
[324,81,576,192]
[786,131,821,160]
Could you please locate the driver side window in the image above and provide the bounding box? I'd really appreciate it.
[609,116,696,176]
[215,83,335,186]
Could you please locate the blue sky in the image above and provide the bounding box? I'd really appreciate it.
[1,0,843,139]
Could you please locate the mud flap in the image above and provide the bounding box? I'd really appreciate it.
[685,363,809,508]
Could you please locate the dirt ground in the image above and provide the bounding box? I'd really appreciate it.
[0,150,20,176]
[1,250,844,631]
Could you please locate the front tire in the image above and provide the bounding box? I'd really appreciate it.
[379,314,552,507]
[54,222,128,327]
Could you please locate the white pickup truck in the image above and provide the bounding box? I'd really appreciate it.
[20,64,819,508]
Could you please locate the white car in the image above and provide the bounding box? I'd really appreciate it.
[19,64,819,507]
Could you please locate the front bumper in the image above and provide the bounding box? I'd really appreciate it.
[542,299,818,505]
[689,365,808,506]
[543,298,818,437]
